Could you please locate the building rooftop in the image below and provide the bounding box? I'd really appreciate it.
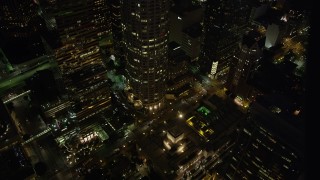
[182,23,202,38]
[255,93,304,133]
[167,72,194,86]
[241,29,266,49]
[170,4,202,17]
[250,102,305,156]
[214,113,303,179]
[167,82,191,96]
[200,96,244,140]
[255,7,286,26]
[168,128,183,138]
[242,36,256,49]
[168,41,190,63]
[242,30,261,48]
[136,122,200,179]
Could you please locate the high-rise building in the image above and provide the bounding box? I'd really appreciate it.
[214,102,304,179]
[122,0,169,111]
[167,42,188,80]
[200,0,251,85]
[166,42,194,95]
[180,23,202,61]
[168,3,203,62]
[109,0,122,47]
[169,3,203,45]
[249,5,288,49]
[232,30,264,102]
[52,0,111,121]
[0,0,38,38]
[265,22,287,48]
[0,0,47,64]
[108,0,125,73]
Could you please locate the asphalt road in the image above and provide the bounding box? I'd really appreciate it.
[0,61,56,94]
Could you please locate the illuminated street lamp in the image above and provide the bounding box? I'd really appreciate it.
[178,111,183,119]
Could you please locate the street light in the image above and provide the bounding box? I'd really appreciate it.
[178,111,183,119]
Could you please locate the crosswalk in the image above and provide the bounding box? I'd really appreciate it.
[3,90,31,104]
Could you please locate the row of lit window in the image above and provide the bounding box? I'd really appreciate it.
[127,47,166,57]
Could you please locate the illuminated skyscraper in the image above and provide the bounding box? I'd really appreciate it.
[52,0,112,121]
[122,0,169,111]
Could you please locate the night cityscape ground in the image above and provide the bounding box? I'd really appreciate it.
[0,0,309,179]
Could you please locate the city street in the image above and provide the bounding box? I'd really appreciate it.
[0,60,56,94]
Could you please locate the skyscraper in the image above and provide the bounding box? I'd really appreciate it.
[52,0,112,121]
[232,30,264,102]
[214,102,304,179]
[0,0,38,38]
[108,0,125,73]
[109,0,122,48]
[0,0,46,64]
[168,3,204,62]
[200,0,251,85]
[122,0,169,111]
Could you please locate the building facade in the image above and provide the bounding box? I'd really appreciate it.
[200,0,251,86]
[232,30,264,102]
[122,0,169,111]
[0,0,47,64]
[52,0,112,121]
[215,102,304,179]
[0,0,38,38]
